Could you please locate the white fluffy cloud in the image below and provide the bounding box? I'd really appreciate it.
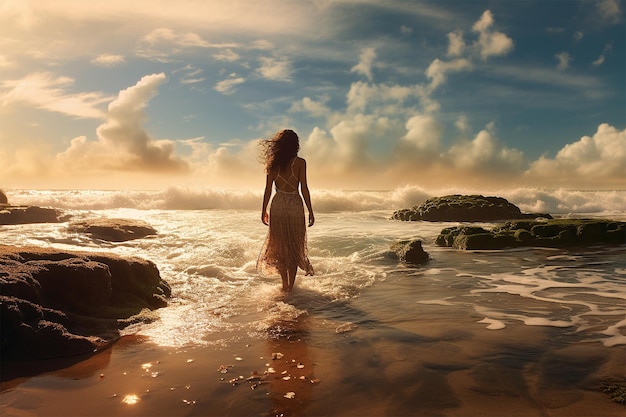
[432,10,511,93]
[345,81,431,116]
[256,56,293,82]
[425,58,472,91]
[215,73,246,95]
[596,0,623,24]
[472,10,514,59]
[0,72,110,118]
[526,123,626,186]
[399,114,442,156]
[91,54,125,67]
[447,124,525,173]
[289,97,331,118]
[351,47,377,81]
[57,73,189,173]
[447,31,465,57]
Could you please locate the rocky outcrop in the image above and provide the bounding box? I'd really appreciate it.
[0,245,171,360]
[389,240,430,264]
[68,218,157,242]
[0,206,68,225]
[0,189,7,205]
[436,219,626,250]
[392,195,552,222]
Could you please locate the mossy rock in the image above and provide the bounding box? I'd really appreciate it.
[514,229,532,242]
[453,233,517,250]
[392,194,551,222]
[436,218,625,250]
[389,240,430,264]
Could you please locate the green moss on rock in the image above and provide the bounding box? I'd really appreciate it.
[436,218,625,250]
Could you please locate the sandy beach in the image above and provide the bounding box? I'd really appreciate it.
[2,271,624,417]
[2,192,625,416]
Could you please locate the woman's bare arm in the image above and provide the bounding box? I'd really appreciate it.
[299,158,315,227]
[261,173,273,225]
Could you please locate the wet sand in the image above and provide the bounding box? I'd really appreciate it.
[2,279,624,417]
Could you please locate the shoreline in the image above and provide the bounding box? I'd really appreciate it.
[2,286,624,417]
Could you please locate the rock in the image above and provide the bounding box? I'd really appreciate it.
[0,189,7,204]
[0,297,108,359]
[436,219,626,250]
[0,205,68,225]
[600,380,626,404]
[453,233,517,250]
[389,240,430,264]
[0,245,171,360]
[68,218,157,242]
[392,194,552,222]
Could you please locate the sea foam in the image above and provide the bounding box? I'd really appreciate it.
[5,186,626,217]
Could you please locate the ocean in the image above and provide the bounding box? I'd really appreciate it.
[1,186,625,416]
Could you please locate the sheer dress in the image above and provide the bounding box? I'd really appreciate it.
[257,159,314,277]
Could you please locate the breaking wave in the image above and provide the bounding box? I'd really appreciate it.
[5,186,626,217]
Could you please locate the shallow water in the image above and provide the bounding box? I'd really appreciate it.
[1,188,625,416]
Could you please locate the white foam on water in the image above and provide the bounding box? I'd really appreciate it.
[5,186,626,217]
[2,188,625,347]
[477,317,506,330]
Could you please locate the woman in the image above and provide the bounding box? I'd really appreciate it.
[257,129,314,292]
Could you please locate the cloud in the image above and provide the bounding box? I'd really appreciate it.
[447,124,525,173]
[592,43,613,66]
[398,114,442,156]
[136,28,239,62]
[592,55,605,66]
[472,10,514,59]
[596,0,622,24]
[400,25,413,35]
[546,27,565,34]
[299,114,406,184]
[345,81,431,115]
[425,58,472,91]
[555,52,571,71]
[526,123,626,186]
[141,27,237,49]
[91,54,125,67]
[295,115,530,189]
[256,56,293,82]
[0,72,111,118]
[289,97,331,118]
[215,73,246,95]
[143,27,204,47]
[213,49,240,62]
[489,65,605,98]
[57,73,189,173]
[447,31,465,57]
[175,65,205,85]
[351,47,376,81]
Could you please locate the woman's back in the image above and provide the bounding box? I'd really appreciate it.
[274,157,300,193]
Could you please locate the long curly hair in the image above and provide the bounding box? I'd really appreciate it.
[259,129,300,173]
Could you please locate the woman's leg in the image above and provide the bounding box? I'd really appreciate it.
[287,265,298,291]
[279,267,289,291]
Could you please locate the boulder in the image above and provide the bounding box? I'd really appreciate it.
[0,189,7,205]
[392,194,552,222]
[436,219,626,250]
[68,218,157,242]
[0,245,171,360]
[0,206,67,225]
[389,240,430,264]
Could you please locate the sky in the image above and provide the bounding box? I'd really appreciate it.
[0,0,624,191]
